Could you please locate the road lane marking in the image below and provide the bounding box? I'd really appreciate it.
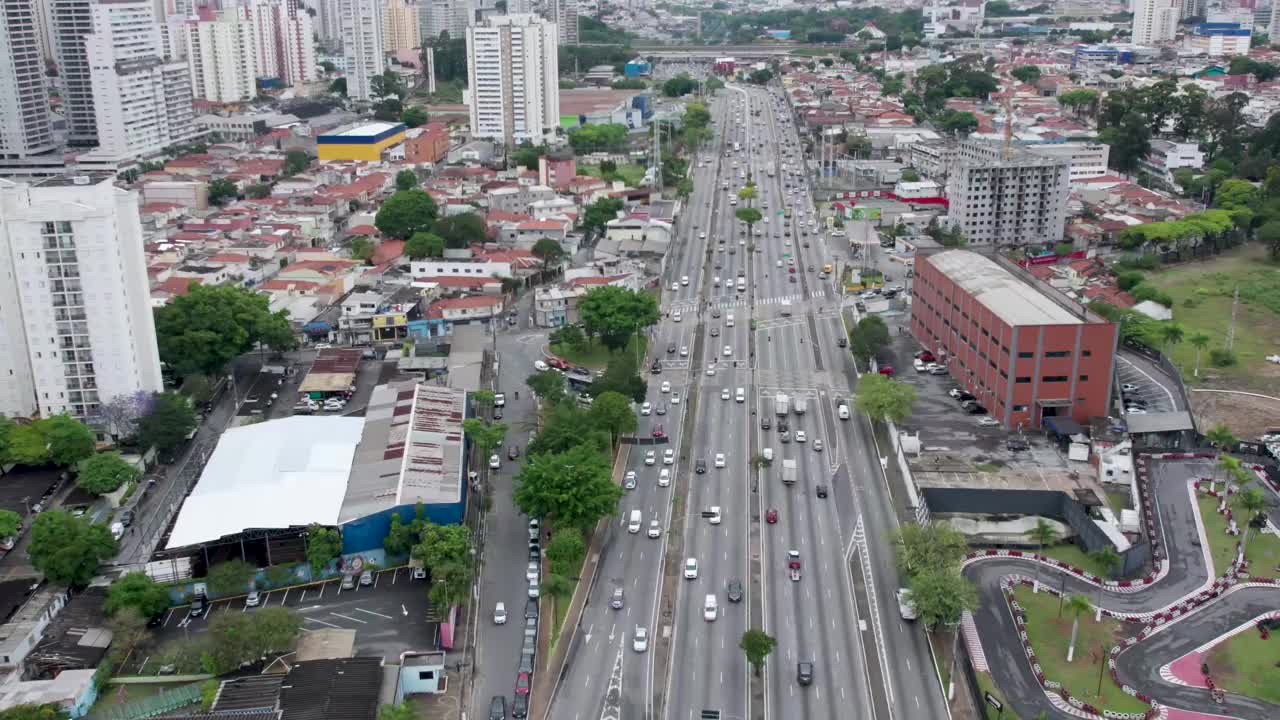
[330,612,367,624]
[355,608,393,619]
[304,616,341,628]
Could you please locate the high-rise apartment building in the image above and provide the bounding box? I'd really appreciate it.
[550,0,577,45]
[247,0,317,86]
[0,0,57,160]
[0,175,163,420]
[943,140,1070,246]
[1132,0,1179,44]
[185,10,260,102]
[383,0,420,52]
[78,0,197,164]
[50,0,100,145]
[341,0,385,101]
[315,0,343,48]
[466,13,560,146]
[422,0,470,42]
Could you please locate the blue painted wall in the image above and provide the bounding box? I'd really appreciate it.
[341,497,466,555]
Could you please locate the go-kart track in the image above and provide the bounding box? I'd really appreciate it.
[961,453,1280,720]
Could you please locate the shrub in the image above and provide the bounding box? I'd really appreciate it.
[1116,271,1145,291]
[1208,348,1237,367]
[1130,284,1174,308]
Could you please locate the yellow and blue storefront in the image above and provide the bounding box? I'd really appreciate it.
[317,123,407,162]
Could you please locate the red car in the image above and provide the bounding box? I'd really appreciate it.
[788,266,796,273]
[766,508,778,524]
[878,365,895,376]
[651,424,666,439]
[915,351,935,363]
[515,671,530,695]
[547,357,571,371]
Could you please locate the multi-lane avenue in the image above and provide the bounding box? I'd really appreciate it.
[544,80,950,720]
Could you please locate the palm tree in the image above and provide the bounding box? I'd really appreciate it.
[1188,331,1210,377]
[1064,594,1093,662]
[1159,322,1185,358]
[1205,423,1237,449]
[1090,544,1122,605]
[1234,486,1269,556]
[1026,518,1058,589]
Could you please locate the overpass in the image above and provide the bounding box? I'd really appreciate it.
[576,36,1016,58]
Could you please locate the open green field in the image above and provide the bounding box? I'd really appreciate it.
[1197,495,1280,579]
[1012,586,1149,715]
[579,163,648,187]
[1143,244,1280,392]
[1040,543,1122,579]
[1205,627,1280,704]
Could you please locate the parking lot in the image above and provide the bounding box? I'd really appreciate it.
[1115,354,1179,414]
[131,567,434,674]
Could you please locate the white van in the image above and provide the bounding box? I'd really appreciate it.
[838,404,850,420]
[110,522,124,541]
[736,278,746,292]
[735,387,745,403]
[628,510,642,534]
[703,594,718,621]
[726,313,735,327]
[533,360,549,372]
[762,447,774,462]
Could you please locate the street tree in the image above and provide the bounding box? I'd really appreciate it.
[106,572,172,620]
[208,179,238,206]
[1235,486,1270,552]
[676,177,694,199]
[462,419,507,459]
[428,559,473,608]
[283,150,311,175]
[737,184,758,204]
[739,629,777,676]
[1026,518,1058,589]
[1188,332,1211,377]
[433,212,488,248]
[854,374,917,424]
[582,197,625,237]
[589,391,638,446]
[578,286,660,353]
[0,705,70,720]
[525,370,566,404]
[154,284,297,376]
[527,405,611,458]
[108,606,149,657]
[1090,544,1122,580]
[40,416,95,467]
[848,315,890,362]
[550,324,588,355]
[1064,594,1093,662]
[304,524,342,576]
[4,422,49,466]
[891,522,969,578]
[77,452,141,495]
[374,189,439,239]
[0,510,18,540]
[400,106,428,128]
[531,237,566,271]
[29,510,117,586]
[412,522,471,572]
[91,390,153,441]
[395,169,418,191]
[908,569,977,630]
[589,351,647,403]
[1205,423,1237,449]
[135,392,198,455]
[735,207,763,239]
[207,559,257,595]
[383,506,426,557]
[405,231,446,259]
[514,444,622,531]
[546,531,586,578]
[1159,322,1185,357]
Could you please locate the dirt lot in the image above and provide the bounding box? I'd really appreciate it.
[1189,389,1280,442]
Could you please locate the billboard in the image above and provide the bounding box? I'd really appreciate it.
[848,207,882,221]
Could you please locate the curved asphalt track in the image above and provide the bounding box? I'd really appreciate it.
[963,456,1280,720]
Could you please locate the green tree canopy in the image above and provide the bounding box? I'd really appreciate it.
[567,123,629,153]
[739,628,777,676]
[855,374,916,423]
[578,285,660,352]
[531,237,566,269]
[462,418,508,457]
[545,530,586,577]
[305,524,342,575]
[395,169,418,191]
[433,212,488,248]
[662,74,699,97]
[29,510,117,586]
[135,392,198,455]
[208,178,238,206]
[405,231,446,259]
[525,370,567,405]
[582,197,625,236]
[374,189,440,239]
[1010,65,1041,83]
[848,315,890,361]
[207,559,257,595]
[588,391,638,445]
[0,705,71,720]
[908,569,977,629]
[401,105,429,128]
[78,452,140,495]
[106,572,172,619]
[284,150,312,175]
[891,522,969,578]
[514,444,622,530]
[41,415,95,467]
[154,284,297,376]
[0,510,19,540]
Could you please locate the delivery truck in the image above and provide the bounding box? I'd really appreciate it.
[793,397,807,415]
[775,393,789,416]
[781,458,797,485]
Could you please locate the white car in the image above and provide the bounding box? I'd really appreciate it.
[684,558,699,579]
[723,345,732,357]
[671,393,681,405]
[526,561,539,582]
[707,506,722,524]
[673,311,683,322]
[721,388,731,401]
[659,468,671,486]
[671,282,679,291]
[625,471,637,489]
[813,439,824,452]
[645,450,656,466]
[489,454,501,469]
[680,346,689,357]
[977,417,1000,427]
[663,448,675,465]
[648,520,661,538]
[707,363,716,376]
[681,276,690,286]
[633,626,649,652]
[661,381,672,393]
[715,453,726,468]
[641,402,652,416]
[795,430,807,443]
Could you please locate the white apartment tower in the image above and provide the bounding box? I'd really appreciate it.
[0,0,56,160]
[0,175,163,420]
[466,13,560,147]
[247,0,317,86]
[315,0,343,48]
[383,0,420,52]
[550,0,577,45]
[1132,0,1179,44]
[79,0,197,163]
[341,0,385,100]
[943,141,1071,246]
[50,0,100,145]
[185,11,260,103]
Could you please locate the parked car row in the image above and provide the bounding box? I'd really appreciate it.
[490,517,542,719]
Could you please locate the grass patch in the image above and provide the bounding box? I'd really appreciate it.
[1197,495,1280,579]
[1105,489,1130,516]
[974,670,1021,720]
[550,335,647,370]
[89,683,169,713]
[548,591,573,657]
[1012,585,1149,715]
[416,79,464,103]
[973,463,1001,473]
[579,163,648,187]
[1142,244,1280,391]
[1204,627,1280,704]
[1039,542,1122,579]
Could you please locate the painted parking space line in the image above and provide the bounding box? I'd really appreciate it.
[304,616,342,628]
[355,608,394,619]
[331,612,368,624]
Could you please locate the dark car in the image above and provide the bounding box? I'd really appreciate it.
[667,343,677,354]
[696,459,707,474]
[508,445,521,460]
[120,509,135,527]
[836,337,847,348]
[650,360,663,374]
[518,652,534,674]
[710,327,720,337]
[188,594,208,619]
[727,580,744,603]
[797,662,814,686]
[956,392,976,402]
[815,485,829,499]
[966,404,988,415]
[511,694,529,719]
[525,598,539,619]
[610,588,625,610]
[494,408,504,420]
[489,695,507,720]
[761,416,771,430]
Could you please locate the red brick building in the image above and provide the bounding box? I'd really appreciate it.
[404,123,451,164]
[910,250,1117,429]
